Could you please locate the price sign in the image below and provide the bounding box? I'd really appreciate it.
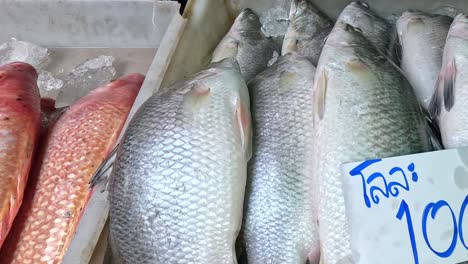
[342,148,468,264]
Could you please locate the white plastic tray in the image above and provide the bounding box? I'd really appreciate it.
[0,1,184,263]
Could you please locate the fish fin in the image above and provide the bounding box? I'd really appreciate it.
[443,58,456,112]
[89,143,119,190]
[314,69,328,121]
[235,99,252,160]
[429,58,457,117]
[424,114,443,150]
[428,73,443,118]
[44,106,69,131]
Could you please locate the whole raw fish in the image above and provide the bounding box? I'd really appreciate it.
[243,53,319,264]
[397,11,452,110]
[313,21,431,264]
[0,62,40,248]
[0,74,143,263]
[282,0,333,65]
[430,14,468,149]
[108,58,251,264]
[212,8,277,82]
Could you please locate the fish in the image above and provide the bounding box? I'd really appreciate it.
[313,21,432,264]
[0,73,143,263]
[212,8,277,82]
[0,62,40,248]
[108,58,251,264]
[397,11,452,111]
[243,53,319,264]
[282,0,334,65]
[337,1,393,57]
[430,14,468,149]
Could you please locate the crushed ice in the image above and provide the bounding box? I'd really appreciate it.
[37,71,64,100]
[55,55,116,108]
[260,2,291,38]
[0,38,49,68]
[0,39,117,104]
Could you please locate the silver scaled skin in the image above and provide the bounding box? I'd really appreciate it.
[243,53,319,264]
[212,8,277,82]
[313,22,432,264]
[108,58,252,264]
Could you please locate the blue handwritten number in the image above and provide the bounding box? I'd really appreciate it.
[396,200,419,264]
[458,195,468,249]
[422,201,457,257]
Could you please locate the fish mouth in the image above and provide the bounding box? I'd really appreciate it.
[239,8,257,20]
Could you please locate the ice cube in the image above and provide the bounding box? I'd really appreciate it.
[0,38,49,68]
[37,71,64,100]
[55,55,116,108]
[260,3,291,38]
[267,50,279,67]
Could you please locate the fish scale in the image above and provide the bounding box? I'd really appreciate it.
[243,53,318,264]
[109,58,251,264]
[313,20,431,264]
[0,74,143,264]
[0,62,40,249]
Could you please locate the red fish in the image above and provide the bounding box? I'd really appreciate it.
[0,73,144,264]
[0,62,40,249]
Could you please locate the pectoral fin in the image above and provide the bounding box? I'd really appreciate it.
[443,58,456,112]
[314,69,328,121]
[235,99,252,160]
[429,58,456,117]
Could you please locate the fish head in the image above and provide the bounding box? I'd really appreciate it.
[290,0,312,18]
[338,1,390,52]
[327,22,368,49]
[233,8,262,33]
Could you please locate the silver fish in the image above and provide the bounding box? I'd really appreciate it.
[108,58,252,264]
[337,1,392,56]
[212,9,277,82]
[397,11,452,110]
[282,0,334,65]
[313,22,431,264]
[243,53,319,264]
[430,14,468,149]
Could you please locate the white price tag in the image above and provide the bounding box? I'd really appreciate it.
[342,148,468,264]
